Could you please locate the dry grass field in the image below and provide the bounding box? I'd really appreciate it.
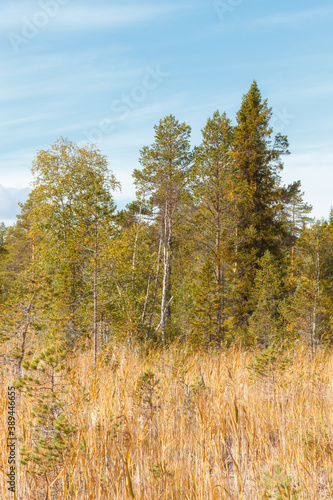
[1,343,333,499]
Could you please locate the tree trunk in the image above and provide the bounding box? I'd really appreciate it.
[17,292,36,378]
[132,199,143,287]
[69,263,77,345]
[291,201,295,278]
[160,203,172,344]
[93,222,98,368]
[311,232,320,358]
[160,246,170,345]
[147,237,162,340]
[141,271,152,325]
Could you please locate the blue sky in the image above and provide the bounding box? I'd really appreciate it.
[1,0,332,224]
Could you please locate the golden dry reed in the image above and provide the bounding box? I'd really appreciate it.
[1,343,333,499]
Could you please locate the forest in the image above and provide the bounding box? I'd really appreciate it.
[1,82,333,499]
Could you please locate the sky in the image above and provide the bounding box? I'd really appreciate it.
[0,0,332,225]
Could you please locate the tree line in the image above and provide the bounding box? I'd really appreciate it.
[1,81,333,367]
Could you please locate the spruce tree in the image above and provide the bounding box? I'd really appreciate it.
[232,81,290,326]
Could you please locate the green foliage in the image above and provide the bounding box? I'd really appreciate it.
[262,463,301,499]
[133,114,192,209]
[27,137,119,346]
[133,115,192,342]
[247,342,292,384]
[249,251,285,347]
[279,180,313,266]
[149,461,174,479]
[20,412,76,477]
[189,111,242,344]
[16,344,77,478]
[232,81,290,323]
[135,369,159,411]
[3,83,333,357]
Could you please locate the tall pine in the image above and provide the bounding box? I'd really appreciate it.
[133,115,192,343]
[189,111,244,343]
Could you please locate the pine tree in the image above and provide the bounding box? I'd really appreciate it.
[133,115,192,343]
[283,223,329,353]
[189,110,245,343]
[190,260,219,347]
[248,251,284,347]
[16,345,77,488]
[279,180,313,274]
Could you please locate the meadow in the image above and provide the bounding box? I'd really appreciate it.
[1,343,333,499]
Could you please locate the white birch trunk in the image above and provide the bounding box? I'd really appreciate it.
[93,222,98,368]
[160,202,171,344]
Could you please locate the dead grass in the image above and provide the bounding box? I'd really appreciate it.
[1,343,333,499]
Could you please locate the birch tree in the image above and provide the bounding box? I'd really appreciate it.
[29,138,118,363]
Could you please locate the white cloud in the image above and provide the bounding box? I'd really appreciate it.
[0,185,30,223]
[0,148,34,187]
[282,150,333,220]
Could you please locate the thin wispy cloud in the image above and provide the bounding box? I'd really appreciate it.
[0,114,55,129]
[0,0,332,221]
[59,4,184,29]
[0,3,184,31]
[277,83,333,100]
[0,66,146,102]
[252,6,333,28]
